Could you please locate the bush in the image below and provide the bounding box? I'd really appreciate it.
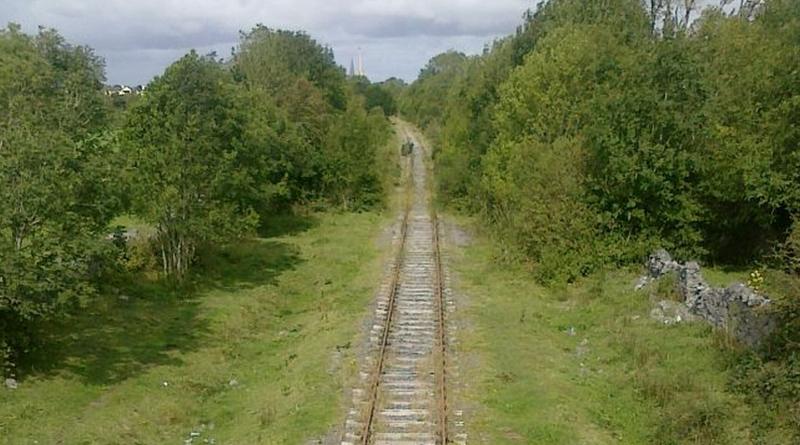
[780,218,800,274]
[402,0,800,284]
[482,137,600,283]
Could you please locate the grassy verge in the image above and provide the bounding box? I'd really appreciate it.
[448,216,794,444]
[0,211,392,444]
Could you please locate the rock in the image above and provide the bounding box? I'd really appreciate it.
[647,249,680,278]
[634,275,651,290]
[228,379,238,387]
[650,300,696,325]
[640,250,776,347]
[4,378,18,390]
[723,283,776,348]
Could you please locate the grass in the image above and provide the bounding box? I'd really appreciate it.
[0,210,393,444]
[447,215,795,444]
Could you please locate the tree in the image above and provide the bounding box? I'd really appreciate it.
[349,76,398,116]
[234,26,347,110]
[124,52,258,280]
[323,97,391,209]
[232,26,392,209]
[0,25,115,372]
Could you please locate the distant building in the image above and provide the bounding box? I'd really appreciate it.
[349,51,365,77]
[104,84,145,97]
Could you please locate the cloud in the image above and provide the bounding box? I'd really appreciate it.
[336,14,519,38]
[1,0,532,83]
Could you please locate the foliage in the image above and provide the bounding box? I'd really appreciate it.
[0,20,393,371]
[0,25,117,373]
[402,0,800,280]
[0,211,391,443]
[234,26,347,110]
[232,26,392,208]
[349,76,398,116]
[781,218,800,273]
[402,3,800,435]
[399,51,468,133]
[123,52,259,280]
[322,98,391,209]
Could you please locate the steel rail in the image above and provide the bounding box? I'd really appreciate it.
[358,149,414,445]
[433,211,448,444]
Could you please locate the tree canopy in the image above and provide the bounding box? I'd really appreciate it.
[402,0,800,282]
[0,24,393,373]
[0,25,117,369]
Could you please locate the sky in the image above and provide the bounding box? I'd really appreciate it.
[1,0,536,85]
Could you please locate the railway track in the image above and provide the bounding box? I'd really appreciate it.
[341,130,463,445]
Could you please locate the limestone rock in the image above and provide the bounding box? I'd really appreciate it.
[650,300,697,325]
[640,250,775,347]
[647,249,680,278]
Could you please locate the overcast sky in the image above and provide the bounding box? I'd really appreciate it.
[2,0,535,85]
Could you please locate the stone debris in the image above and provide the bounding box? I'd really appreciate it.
[650,300,697,325]
[639,249,775,347]
[4,378,18,390]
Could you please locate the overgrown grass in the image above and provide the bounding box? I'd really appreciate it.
[0,211,392,444]
[449,215,795,444]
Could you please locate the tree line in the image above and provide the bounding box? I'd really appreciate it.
[402,0,799,283]
[0,24,394,374]
[399,0,799,438]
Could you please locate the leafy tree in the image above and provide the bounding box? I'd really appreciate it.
[124,52,258,279]
[695,1,800,261]
[400,51,468,131]
[403,0,798,277]
[0,25,115,372]
[323,97,391,209]
[349,76,399,116]
[234,26,346,110]
[402,0,800,433]
[233,26,392,209]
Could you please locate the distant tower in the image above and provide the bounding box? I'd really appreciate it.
[349,57,356,77]
[356,49,365,77]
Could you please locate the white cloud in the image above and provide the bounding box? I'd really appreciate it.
[2,0,534,84]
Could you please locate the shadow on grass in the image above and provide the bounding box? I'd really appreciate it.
[257,212,318,238]
[196,239,303,291]
[21,238,303,386]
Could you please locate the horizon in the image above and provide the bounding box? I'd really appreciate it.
[2,0,535,85]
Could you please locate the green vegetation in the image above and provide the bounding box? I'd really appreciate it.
[402,0,800,281]
[124,52,260,279]
[401,1,800,438]
[0,210,391,444]
[0,23,393,383]
[449,216,796,444]
[2,1,800,443]
[232,26,392,210]
[0,24,120,375]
